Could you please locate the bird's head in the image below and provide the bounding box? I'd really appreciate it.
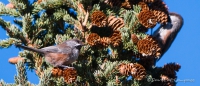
[65,39,85,50]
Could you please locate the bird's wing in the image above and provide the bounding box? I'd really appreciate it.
[41,43,72,54]
[41,46,60,53]
[57,43,73,54]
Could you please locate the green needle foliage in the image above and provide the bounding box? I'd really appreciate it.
[0,0,182,86]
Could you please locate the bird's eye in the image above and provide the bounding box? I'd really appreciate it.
[76,40,80,43]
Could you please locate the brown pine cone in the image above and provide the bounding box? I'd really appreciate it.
[138,2,149,11]
[8,56,24,64]
[130,63,146,80]
[163,63,181,72]
[91,11,107,27]
[107,16,125,30]
[150,0,168,13]
[137,35,162,58]
[100,37,111,47]
[117,63,129,76]
[121,0,132,9]
[149,0,169,24]
[117,63,146,80]
[87,33,101,46]
[37,0,42,4]
[162,63,181,79]
[131,34,139,44]
[138,10,157,28]
[63,68,77,84]
[51,67,63,77]
[152,10,168,24]
[110,30,122,47]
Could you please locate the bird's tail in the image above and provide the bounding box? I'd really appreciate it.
[15,44,45,54]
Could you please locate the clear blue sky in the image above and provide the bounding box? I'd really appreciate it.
[0,0,199,86]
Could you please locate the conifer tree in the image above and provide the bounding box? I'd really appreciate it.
[0,0,182,85]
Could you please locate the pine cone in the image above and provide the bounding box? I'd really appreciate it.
[138,10,157,28]
[130,63,146,80]
[150,0,169,24]
[117,63,129,76]
[162,63,181,79]
[37,0,42,3]
[138,2,149,11]
[51,67,63,77]
[131,34,139,44]
[87,33,101,46]
[110,30,122,47]
[153,10,168,24]
[117,63,146,80]
[6,3,15,9]
[137,35,162,58]
[8,56,24,64]
[107,16,125,30]
[163,63,181,72]
[150,0,168,13]
[63,68,77,84]
[100,37,111,47]
[121,0,132,9]
[91,11,107,27]
[160,75,175,86]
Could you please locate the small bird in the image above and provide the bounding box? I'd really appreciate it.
[16,39,84,68]
[153,12,184,60]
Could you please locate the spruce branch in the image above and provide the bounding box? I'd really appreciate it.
[0,0,182,85]
[63,12,76,25]
[53,8,66,21]
[0,18,10,29]
[0,2,20,16]
[9,0,34,15]
[22,13,33,39]
[8,0,26,14]
[0,79,16,86]
[32,3,43,14]
[0,38,20,48]
[14,18,23,27]
[38,68,52,86]
[14,61,28,86]
[123,10,137,29]
[0,18,27,44]
[39,0,77,10]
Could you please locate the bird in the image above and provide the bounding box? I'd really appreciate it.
[16,39,84,68]
[153,12,184,60]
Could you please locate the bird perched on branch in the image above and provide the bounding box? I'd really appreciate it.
[153,12,183,60]
[16,39,84,68]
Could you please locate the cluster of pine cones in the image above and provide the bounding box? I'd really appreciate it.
[105,0,169,29]
[87,10,125,47]
[117,63,146,80]
[51,67,77,84]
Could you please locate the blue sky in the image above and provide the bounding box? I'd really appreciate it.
[0,0,199,86]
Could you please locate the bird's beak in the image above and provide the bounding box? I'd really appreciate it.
[81,43,86,46]
[76,43,86,46]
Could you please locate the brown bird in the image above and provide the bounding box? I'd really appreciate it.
[153,12,184,60]
[16,39,84,68]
